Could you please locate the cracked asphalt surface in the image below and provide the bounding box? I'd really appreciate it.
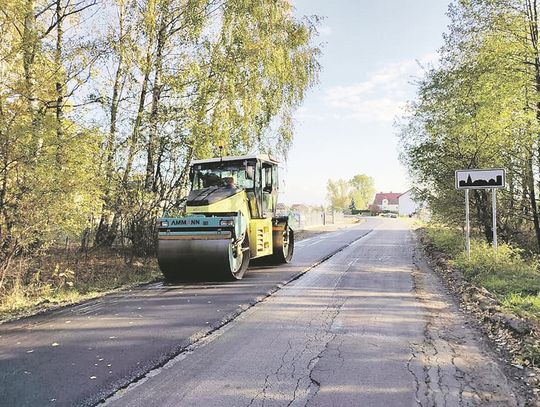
[103,218,523,407]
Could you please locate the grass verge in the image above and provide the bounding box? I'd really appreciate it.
[425,225,540,320]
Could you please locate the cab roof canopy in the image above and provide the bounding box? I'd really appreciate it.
[191,154,280,166]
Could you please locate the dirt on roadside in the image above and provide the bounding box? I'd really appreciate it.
[415,228,540,406]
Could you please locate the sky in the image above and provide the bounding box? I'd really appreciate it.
[279,0,452,206]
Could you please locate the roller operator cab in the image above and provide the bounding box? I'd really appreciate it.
[156,154,294,280]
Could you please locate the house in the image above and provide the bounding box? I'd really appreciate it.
[372,192,401,213]
[398,189,419,216]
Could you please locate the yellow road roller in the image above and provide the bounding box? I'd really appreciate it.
[156,154,294,280]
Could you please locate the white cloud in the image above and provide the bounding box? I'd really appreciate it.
[323,53,437,123]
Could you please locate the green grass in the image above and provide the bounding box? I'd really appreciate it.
[424,225,540,320]
[452,241,540,297]
[502,293,540,319]
[425,226,465,257]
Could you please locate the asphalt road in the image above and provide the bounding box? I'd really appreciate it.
[104,218,522,407]
[0,219,375,407]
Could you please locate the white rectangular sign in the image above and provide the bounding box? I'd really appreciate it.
[455,168,506,190]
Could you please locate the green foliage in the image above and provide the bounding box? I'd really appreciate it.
[199,0,320,158]
[327,173,375,211]
[452,242,540,297]
[326,179,351,211]
[425,224,540,320]
[425,226,464,258]
[503,293,540,319]
[350,174,376,210]
[0,0,320,311]
[400,0,540,249]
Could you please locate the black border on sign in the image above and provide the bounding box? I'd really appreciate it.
[455,168,506,190]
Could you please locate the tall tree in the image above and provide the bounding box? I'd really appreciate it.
[400,0,540,250]
[93,0,320,249]
[0,0,102,281]
[350,174,375,210]
[327,179,352,212]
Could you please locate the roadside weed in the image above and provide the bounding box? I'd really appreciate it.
[452,242,540,297]
[503,293,540,319]
[425,225,540,319]
[426,226,464,257]
[0,250,161,321]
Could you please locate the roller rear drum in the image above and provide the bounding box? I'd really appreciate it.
[158,235,250,281]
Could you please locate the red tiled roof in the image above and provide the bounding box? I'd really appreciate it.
[373,192,401,205]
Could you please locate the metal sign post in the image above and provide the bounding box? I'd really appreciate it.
[465,189,470,259]
[492,188,497,253]
[456,168,505,256]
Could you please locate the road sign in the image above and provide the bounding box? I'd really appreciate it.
[455,168,505,258]
[455,168,505,190]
